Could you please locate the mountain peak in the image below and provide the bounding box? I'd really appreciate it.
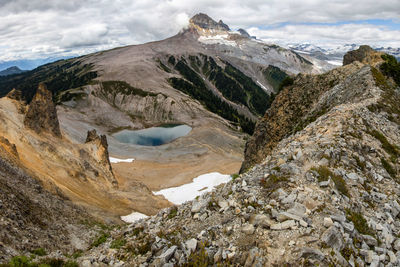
[189,13,230,32]
[0,66,26,76]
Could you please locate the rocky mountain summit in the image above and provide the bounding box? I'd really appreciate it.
[189,13,230,32]
[66,46,400,266]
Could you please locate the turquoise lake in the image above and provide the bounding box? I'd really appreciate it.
[113,124,192,146]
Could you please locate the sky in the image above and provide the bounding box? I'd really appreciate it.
[1,0,400,70]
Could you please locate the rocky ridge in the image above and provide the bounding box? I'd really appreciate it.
[74,47,400,266]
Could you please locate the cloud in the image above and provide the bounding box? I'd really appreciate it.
[0,0,399,62]
[248,23,400,48]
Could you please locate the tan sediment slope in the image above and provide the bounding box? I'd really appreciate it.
[0,96,170,220]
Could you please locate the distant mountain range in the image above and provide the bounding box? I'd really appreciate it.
[287,43,400,65]
[0,66,27,76]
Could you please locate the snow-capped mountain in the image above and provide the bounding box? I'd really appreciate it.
[288,43,400,65]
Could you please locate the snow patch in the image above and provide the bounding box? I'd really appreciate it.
[327,60,342,66]
[109,157,135,163]
[121,212,148,223]
[198,35,237,47]
[153,172,231,205]
[257,81,268,91]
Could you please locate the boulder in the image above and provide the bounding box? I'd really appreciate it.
[321,226,344,251]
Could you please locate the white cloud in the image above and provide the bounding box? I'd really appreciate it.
[0,0,399,62]
[247,24,400,48]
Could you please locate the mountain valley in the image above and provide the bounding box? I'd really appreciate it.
[0,12,399,267]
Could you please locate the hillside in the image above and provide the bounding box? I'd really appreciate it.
[62,46,400,266]
[0,66,26,76]
[0,14,333,230]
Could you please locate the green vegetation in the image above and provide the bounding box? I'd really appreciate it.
[98,80,158,107]
[311,166,350,197]
[292,51,313,65]
[354,155,366,171]
[231,173,239,180]
[168,206,178,219]
[131,226,144,237]
[278,76,294,92]
[223,61,270,115]
[381,54,400,86]
[381,157,397,178]
[371,66,390,90]
[101,80,157,98]
[55,88,87,104]
[293,107,328,134]
[263,65,290,91]
[167,54,288,134]
[168,75,255,134]
[260,174,288,190]
[110,238,127,249]
[367,129,399,159]
[91,232,109,248]
[1,256,78,267]
[340,246,354,261]
[0,60,97,102]
[157,60,171,73]
[346,209,374,236]
[31,248,47,256]
[183,243,211,267]
[369,64,400,125]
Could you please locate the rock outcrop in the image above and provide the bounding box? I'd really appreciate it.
[189,13,230,31]
[85,129,117,187]
[0,136,19,160]
[343,45,383,66]
[6,88,23,101]
[24,83,61,137]
[76,49,400,266]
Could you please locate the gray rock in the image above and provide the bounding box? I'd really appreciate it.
[287,202,307,218]
[321,226,344,251]
[159,246,177,263]
[277,211,302,222]
[370,254,380,267]
[347,172,359,181]
[393,239,400,251]
[355,257,365,267]
[342,222,354,232]
[191,199,207,213]
[270,220,296,230]
[185,239,197,254]
[249,214,272,228]
[362,235,378,247]
[299,247,325,261]
[281,193,297,204]
[319,180,330,187]
[331,214,346,223]
[335,250,350,266]
[388,250,397,263]
[241,224,255,235]
[244,247,260,267]
[323,217,334,228]
[217,199,229,209]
